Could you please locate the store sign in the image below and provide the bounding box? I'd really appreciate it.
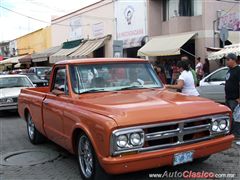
[92,22,104,38]
[218,12,240,31]
[69,17,83,40]
[115,0,147,48]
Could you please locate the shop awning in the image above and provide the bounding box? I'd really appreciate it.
[49,39,83,64]
[69,35,111,58]
[137,32,197,56]
[14,63,21,68]
[19,54,32,63]
[0,55,26,65]
[208,43,240,60]
[228,31,240,44]
[32,46,61,63]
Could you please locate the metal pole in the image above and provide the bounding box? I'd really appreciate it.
[180,48,196,58]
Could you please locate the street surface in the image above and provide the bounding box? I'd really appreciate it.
[0,111,240,180]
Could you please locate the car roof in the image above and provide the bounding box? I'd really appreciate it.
[0,74,28,78]
[56,58,148,65]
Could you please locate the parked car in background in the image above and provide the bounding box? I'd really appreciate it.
[0,75,34,111]
[23,73,49,87]
[197,65,239,103]
[28,66,52,80]
[19,58,234,180]
[11,69,28,74]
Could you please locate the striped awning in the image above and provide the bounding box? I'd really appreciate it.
[19,54,32,63]
[49,39,83,64]
[138,32,197,57]
[69,35,111,58]
[208,43,240,60]
[32,46,61,63]
[0,55,26,65]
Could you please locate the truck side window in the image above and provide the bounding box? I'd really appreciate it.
[52,68,68,94]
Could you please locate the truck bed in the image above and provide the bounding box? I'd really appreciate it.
[18,87,49,136]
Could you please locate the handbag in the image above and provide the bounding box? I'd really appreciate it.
[233,105,240,122]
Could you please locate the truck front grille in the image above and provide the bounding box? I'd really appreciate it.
[111,114,230,156]
[143,118,212,151]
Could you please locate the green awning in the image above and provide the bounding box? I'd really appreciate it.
[62,39,82,49]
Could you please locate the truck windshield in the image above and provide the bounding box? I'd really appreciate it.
[69,62,163,94]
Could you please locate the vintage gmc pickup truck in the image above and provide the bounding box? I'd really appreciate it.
[18,58,234,180]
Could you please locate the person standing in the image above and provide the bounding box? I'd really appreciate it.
[165,61,199,96]
[225,53,240,141]
[195,57,203,81]
[181,55,198,86]
[203,58,210,77]
[155,66,167,84]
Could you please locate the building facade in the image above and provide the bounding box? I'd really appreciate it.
[16,26,51,55]
[51,0,115,58]
[145,0,240,70]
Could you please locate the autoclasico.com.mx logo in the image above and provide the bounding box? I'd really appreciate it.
[149,170,236,179]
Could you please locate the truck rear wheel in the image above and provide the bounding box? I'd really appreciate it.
[77,133,111,180]
[27,113,45,144]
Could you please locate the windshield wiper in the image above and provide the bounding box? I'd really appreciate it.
[118,85,145,90]
[118,86,160,91]
[80,89,107,94]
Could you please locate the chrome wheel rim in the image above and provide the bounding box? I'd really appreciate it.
[78,135,93,178]
[27,115,35,140]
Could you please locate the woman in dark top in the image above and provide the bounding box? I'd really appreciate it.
[203,58,210,77]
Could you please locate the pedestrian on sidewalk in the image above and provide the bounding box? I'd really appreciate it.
[195,57,203,82]
[165,61,199,96]
[181,55,198,86]
[203,58,210,77]
[224,53,240,145]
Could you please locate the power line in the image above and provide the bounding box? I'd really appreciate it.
[0,5,90,27]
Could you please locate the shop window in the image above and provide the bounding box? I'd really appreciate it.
[163,0,202,21]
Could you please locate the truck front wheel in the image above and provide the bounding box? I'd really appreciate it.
[77,134,111,180]
[27,113,45,144]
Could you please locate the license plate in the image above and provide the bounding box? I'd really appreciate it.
[173,151,194,166]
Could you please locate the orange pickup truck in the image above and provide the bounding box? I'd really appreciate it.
[18,58,234,180]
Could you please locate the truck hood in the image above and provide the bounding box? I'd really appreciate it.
[0,87,26,98]
[78,89,230,127]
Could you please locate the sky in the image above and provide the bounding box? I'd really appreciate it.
[0,0,100,42]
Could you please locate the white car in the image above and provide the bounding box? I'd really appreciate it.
[0,75,34,111]
[197,65,239,103]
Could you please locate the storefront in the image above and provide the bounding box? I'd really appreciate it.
[114,0,147,58]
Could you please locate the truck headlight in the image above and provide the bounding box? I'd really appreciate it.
[130,133,142,146]
[219,119,227,130]
[112,129,145,155]
[116,135,128,148]
[211,120,219,131]
[211,115,230,133]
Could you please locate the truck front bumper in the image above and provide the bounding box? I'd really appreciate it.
[100,135,234,174]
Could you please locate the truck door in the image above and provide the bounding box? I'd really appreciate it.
[42,66,69,147]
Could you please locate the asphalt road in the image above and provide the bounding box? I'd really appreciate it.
[0,111,240,180]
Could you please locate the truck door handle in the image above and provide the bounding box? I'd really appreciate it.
[220,83,225,85]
